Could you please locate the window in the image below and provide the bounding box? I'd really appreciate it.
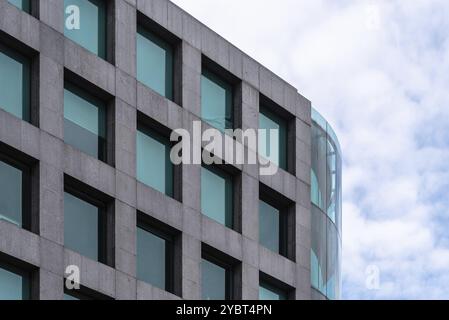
[64,82,107,161]
[63,178,112,265]
[0,43,30,122]
[137,124,174,197]
[201,256,231,300]
[64,0,107,59]
[0,261,30,300]
[64,286,111,300]
[201,69,233,131]
[201,165,233,228]
[137,26,174,100]
[259,280,287,300]
[136,223,174,292]
[259,104,288,170]
[259,199,285,254]
[0,155,31,229]
[8,0,30,12]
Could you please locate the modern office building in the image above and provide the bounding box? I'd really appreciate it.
[0,0,341,300]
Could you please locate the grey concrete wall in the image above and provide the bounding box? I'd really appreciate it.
[0,0,312,300]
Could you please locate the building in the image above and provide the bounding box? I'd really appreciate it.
[0,0,341,300]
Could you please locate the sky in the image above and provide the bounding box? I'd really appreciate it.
[171,0,449,299]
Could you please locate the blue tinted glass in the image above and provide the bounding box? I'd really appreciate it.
[137,226,167,290]
[137,127,174,197]
[137,26,173,99]
[0,160,23,227]
[64,0,106,58]
[0,44,30,121]
[64,83,106,160]
[258,106,287,170]
[201,70,233,131]
[201,259,226,300]
[259,200,280,253]
[0,265,29,300]
[7,0,30,12]
[201,166,233,228]
[64,293,80,300]
[259,281,287,300]
[64,192,99,261]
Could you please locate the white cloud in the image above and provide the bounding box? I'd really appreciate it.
[171,0,449,299]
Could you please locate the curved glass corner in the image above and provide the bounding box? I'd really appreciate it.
[311,108,342,300]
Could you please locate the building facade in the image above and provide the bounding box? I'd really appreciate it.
[0,0,341,300]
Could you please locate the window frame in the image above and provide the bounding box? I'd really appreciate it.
[201,251,234,300]
[136,218,175,293]
[0,259,31,300]
[64,175,114,266]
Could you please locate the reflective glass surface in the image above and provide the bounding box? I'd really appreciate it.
[64,83,106,160]
[137,127,174,197]
[201,166,233,228]
[310,108,342,300]
[259,281,287,300]
[0,160,23,227]
[0,264,29,300]
[64,0,106,58]
[7,0,30,12]
[258,106,287,170]
[0,43,30,121]
[201,70,233,131]
[201,258,227,300]
[259,200,280,253]
[137,226,167,290]
[137,26,173,99]
[64,192,100,261]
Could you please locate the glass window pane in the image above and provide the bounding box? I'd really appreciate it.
[311,124,327,210]
[137,27,173,99]
[259,281,287,300]
[137,127,174,197]
[64,293,80,300]
[258,107,287,170]
[136,226,167,290]
[201,70,233,131]
[201,166,233,228]
[0,43,30,121]
[64,0,106,58]
[201,259,227,300]
[0,264,29,300]
[259,200,280,253]
[64,83,106,160]
[0,160,23,227]
[8,0,30,12]
[311,206,327,295]
[64,192,99,261]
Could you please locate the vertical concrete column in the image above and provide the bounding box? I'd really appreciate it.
[39,0,64,33]
[294,99,312,300]
[182,42,201,118]
[115,0,136,77]
[181,233,201,299]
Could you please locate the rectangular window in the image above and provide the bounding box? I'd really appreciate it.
[136,223,174,292]
[0,261,30,300]
[201,257,230,300]
[0,43,30,122]
[259,280,287,300]
[64,184,110,264]
[201,165,233,228]
[201,69,233,131]
[137,124,174,197]
[64,0,107,59]
[64,82,107,161]
[137,26,174,100]
[7,0,30,12]
[259,105,288,170]
[259,199,285,254]
[0,156,31,229]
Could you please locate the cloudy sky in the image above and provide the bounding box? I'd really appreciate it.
[171,0,449,299]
